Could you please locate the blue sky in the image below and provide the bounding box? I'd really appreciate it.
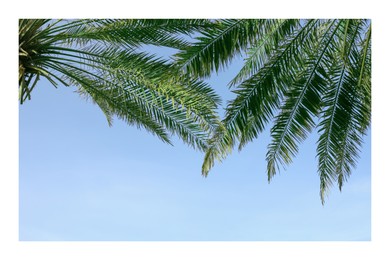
[19,45,371,241]
[0,2,389,259]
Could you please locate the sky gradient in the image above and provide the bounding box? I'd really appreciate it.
[19,51,371,241]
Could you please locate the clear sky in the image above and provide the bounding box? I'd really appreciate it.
[19,44,371,241]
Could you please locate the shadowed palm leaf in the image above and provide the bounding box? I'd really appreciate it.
[176,19,371,203]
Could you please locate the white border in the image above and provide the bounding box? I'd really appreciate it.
[2,1,389,259]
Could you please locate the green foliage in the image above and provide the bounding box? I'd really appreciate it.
[175,19,371,204]
[19,19,371,203]
[19,19,220,151]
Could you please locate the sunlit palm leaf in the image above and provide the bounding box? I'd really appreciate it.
[19,19,221,150]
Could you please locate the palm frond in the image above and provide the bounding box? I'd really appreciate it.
[19,19,371,203]
[202,122,235,176]
[200,19,371,203]
[266,19,340,181]
[174,19,264,78]
[228,19,299,87]
[316,19,370,203]
[19,19,221,150]
[52,19,214,50]
[201,20,320,176]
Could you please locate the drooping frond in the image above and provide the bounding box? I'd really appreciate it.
[228,19,299,88]
[354,21,371,133]
[198,19,371,203]
[201,122,235,176]
[19,19,371,203]
[19,19,221,150]
[266,19,340,182]
[228,19,320,147]
[174,19,264,78]
[316,19,371,203]
[201,20,320,177]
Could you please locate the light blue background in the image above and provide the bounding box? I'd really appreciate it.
[19,52,371,241]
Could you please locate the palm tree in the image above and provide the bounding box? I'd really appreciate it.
[175,19,371,203]
[19,19,221,151]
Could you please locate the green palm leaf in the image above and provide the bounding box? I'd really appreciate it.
[317,19,371,203]
[228,19,299,88]
[267,19,340,181]
[19,19,221,150]
[19,19,371,203]
[202,19,320,176]
[175,19,264,78]
[196,19,371,203]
